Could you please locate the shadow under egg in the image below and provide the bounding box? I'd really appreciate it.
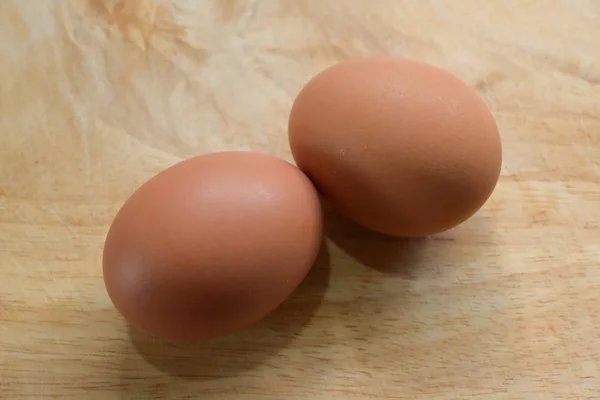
[123,243,331,380]
[322,201,429,276]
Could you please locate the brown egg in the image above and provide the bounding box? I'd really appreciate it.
[289,57,502,237]
[102,151,323,341]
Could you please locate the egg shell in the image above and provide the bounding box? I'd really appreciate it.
[289,57,502,237]
[102,151,323,341]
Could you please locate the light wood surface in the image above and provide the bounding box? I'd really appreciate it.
[2,1,600,399]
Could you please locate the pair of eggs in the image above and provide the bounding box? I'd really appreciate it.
[103,58,502,341]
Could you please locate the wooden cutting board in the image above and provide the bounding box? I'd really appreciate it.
[2,1,599,399]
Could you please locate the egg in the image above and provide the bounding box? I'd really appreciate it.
[102,151,323,341]
[289,57,502,237]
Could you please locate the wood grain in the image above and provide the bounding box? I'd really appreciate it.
[1,0,600,399]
